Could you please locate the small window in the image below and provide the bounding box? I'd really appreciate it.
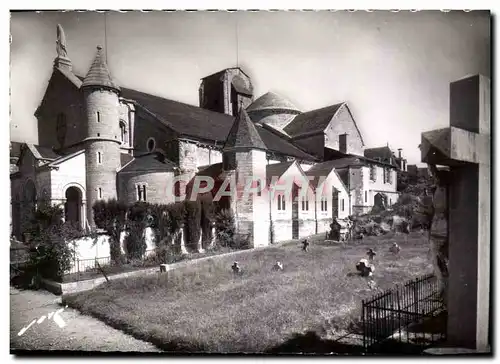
[97,152,102,164]
[321,197,328,212]
[137,184,147,201]
[306,199,309,211]
[277,195,286,211]
[147,137,155,152]
[120,122,126,144]
[370,165,377,181]
[97,112,101,123]
[256,180,262,197]
[301,198,305,211]
[98,188,103,199]
[365,191,368,203]
[341,199,345,212]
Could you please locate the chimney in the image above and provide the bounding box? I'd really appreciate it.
[398,148,402,158]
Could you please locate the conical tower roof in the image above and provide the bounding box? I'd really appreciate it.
[82,46,120,91]
[246,92,300,113]
[223,107,266,152]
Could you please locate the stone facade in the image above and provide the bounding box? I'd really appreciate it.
[118,170,176,205]
[324,104,364,156]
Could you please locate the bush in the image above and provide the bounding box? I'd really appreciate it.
[184,200,202,251]
[125,202,149,260]
[215,209,236,248]
[93,199,128,265]
[22,204,80,283]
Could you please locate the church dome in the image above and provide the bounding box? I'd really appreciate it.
[246,92,301,131]
[246,92,300,113]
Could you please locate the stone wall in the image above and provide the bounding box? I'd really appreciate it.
[324,104,364,156]
[299,219,316,239]
[118,170,176,205]
[36,70,86,150]
[133,109,176,156]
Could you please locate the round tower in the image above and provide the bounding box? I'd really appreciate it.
[81,45,122,229]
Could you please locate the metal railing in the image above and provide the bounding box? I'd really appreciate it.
[361,274,446,353]
[66,256,112,276]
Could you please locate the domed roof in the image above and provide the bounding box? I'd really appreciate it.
[246,92,300,113]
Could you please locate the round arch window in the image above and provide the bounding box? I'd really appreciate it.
[147,137,156,152]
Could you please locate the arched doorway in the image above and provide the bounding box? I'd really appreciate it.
[374,192,387,210]
[65,186,82,229]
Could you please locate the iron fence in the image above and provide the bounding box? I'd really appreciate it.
[361,273,446,353]
[66,256,112,276]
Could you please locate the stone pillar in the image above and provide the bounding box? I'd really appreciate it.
[421,74,490,351]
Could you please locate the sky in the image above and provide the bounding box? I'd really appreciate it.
[10,10,490,165]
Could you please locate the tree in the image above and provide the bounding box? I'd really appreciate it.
[93,199,128,265]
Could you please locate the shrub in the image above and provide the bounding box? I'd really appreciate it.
[215,209,236,248]
[184,200,202,251]
[22,204,80,283]
[125,202,150,260]
[93,199,128,265]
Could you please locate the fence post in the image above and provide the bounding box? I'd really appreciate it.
[77,258,80,281]
[362,299,366,352]
[414,279,419,315]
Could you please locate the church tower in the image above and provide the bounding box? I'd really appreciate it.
[81,46,121,229]
[222,106,269,247]
[199,68,254,116]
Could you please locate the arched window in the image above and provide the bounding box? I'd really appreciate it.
[147,137,156,152]
[120,121,127,144]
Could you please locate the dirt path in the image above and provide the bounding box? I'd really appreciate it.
[10,287,161,352]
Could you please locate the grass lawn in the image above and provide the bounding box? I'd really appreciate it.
[64,231,433,353]
[62,246,238,283]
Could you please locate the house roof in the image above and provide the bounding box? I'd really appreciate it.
[34,145,60,160]
[81,46,120,91]
[257,126,316,161]
[118,152,177,173]
[201,67,251,81]
[246,92,300,113]
[305,161,349,191]
[266,161,294,185]
[120,86,235,143]
[364,146,395,161]
[66,71,316,161]
[223,108,266,152]
[284,103,344,137]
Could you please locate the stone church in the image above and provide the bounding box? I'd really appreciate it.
[10,27,403,247]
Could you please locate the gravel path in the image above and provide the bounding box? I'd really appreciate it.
[10,287,161,352]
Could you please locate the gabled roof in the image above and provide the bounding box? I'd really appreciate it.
[305,161,349,191]
[284,103,344,137]
[120,86,235,143]
[223,108,266,152]
[17,143,61,165]
[266,161,294,185]
[81,46,120,91]
[256,125,316,161]
[118,152,177,173]
[59,70,317,161]
[46,148,85,167]
[246,92,300,113]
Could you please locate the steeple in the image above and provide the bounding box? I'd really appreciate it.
[223,106,266,152]
[81,46,120,92]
